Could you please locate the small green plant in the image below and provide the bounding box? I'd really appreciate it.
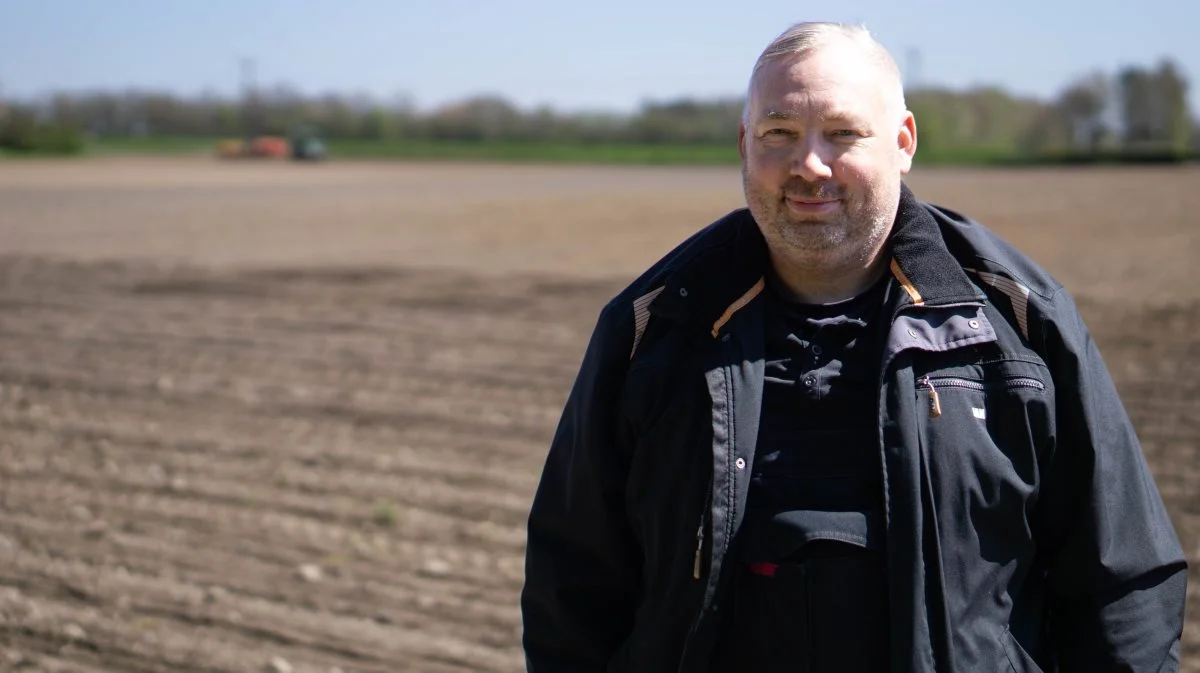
[372,501,398,527]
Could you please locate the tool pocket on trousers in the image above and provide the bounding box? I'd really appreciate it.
[731,509,889,673]
[731,560,811,671]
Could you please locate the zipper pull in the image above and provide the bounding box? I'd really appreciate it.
[693,518,705,579]
[923,376,942,418]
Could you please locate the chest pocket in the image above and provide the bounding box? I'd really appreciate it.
[912,356,1054,580]
[913,357,1052,480]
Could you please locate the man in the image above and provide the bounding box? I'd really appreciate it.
[521,21,1187,673]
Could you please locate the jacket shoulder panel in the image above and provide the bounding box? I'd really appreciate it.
[926,202,1074,349]
[604,208,750,359]
[927,203,1064,300]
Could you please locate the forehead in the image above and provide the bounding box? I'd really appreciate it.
[748,46,890,120]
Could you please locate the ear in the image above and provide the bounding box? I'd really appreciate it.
[738,121,747,161]
[897,110,917,174]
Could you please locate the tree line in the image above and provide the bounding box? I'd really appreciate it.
[0,58,1193,162]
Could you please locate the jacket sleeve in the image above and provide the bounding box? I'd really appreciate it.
[521,301,642,672]
[1034,287,1188,673]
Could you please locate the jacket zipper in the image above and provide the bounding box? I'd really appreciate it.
[693,479,712,579]
[917,375,1045,419]
[921,375,943,417]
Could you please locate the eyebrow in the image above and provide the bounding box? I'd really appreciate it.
[761,109,866,124]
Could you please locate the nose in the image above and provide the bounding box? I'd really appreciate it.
[790,137,833,182]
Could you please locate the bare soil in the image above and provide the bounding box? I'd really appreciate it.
[0,157,1196,672]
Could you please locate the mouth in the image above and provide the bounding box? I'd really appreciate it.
[784,196,840,215]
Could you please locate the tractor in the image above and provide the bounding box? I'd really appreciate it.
[215,126,326,161]
[288,126,326,161]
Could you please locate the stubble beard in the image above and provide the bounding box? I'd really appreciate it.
[744,169,896,275]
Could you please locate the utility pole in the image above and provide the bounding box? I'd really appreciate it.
[0,77,11,137]
[905,48,923,92]
[240,57,257,141]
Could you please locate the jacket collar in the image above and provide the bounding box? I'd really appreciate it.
[887,183,986,308]
[650,182,985,336]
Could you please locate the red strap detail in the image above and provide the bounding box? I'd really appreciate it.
[747,561,778,577]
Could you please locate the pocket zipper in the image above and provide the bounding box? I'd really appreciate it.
[917,375,1045,420]
[920,375,943,418]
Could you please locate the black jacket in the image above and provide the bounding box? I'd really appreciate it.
[521,185,1187,672]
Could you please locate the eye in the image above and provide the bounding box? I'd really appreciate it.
[761,128,795,138]
[832,129,862,138]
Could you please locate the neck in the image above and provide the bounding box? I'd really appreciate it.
[767,247,890,304]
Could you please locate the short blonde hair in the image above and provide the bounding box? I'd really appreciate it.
[745,21,906,119]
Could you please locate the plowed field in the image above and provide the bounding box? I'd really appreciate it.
[0,158,1196,672]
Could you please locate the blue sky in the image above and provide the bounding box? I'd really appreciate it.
[2,0,1195,115]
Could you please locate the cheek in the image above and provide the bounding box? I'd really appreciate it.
[829,157,879,191]
[745,154,786,186]
[749,141,796,168]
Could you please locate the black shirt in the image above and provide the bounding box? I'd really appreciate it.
[716,272,895,673]
[748,271,891,538]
